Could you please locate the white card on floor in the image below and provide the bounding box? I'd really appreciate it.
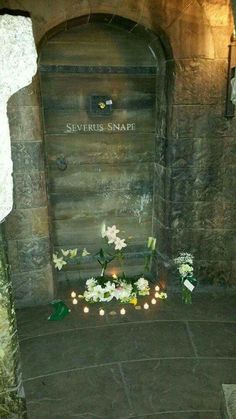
[184,279,195,292]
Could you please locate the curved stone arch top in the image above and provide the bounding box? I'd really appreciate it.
[25,0,217,61]
[0,14,37,223]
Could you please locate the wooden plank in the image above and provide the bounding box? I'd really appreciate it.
[40,73,156,100]
[40,23,156,67]
[41,84,155,111]
[52,216,152,247]
[43,109,156,135]
[47,162,154,194]
[50,189,153,222]
[40,44,156,66]
[44,133,155,165]
[47,22,150,45]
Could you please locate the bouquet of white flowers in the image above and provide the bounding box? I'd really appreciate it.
[53,224,157,306]
[174,252,198,304]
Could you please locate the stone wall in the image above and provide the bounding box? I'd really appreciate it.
[0,227,26,417]
[5,77,54,307]
[1,0,236,306]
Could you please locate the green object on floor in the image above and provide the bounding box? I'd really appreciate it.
[48,300,71,321]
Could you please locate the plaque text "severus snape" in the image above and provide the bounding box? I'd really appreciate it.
[65,122,136,133]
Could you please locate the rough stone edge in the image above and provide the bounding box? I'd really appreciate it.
[221,384,236,419]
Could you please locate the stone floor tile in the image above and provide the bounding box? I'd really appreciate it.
[19,321,193,379]
[16,292,236,341]
[120,358,236,415]
[188,322,236,357]
[24,364,133,419]
[16,301,109,340]
[130,412,220,418]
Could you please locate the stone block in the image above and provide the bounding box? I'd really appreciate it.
[221,384,236,419]
[172,104,236,139]
[223,165,236,202]
[6,240,19,273]
[211,26,233,59]
[170,165,224,203]
[14,171,47,209]
[17,237,50,272]
[170,228,234,261]
[12,264,54,308]
[174,59,227,105]
[166,1,214,59]
[170,137,224,169]
[11,142,44,173]
[5,207,49,240]
[193,259,232,285]
[7,105,43,142]
[170,201,225,230]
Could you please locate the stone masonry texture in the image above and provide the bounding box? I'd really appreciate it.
[1,0,236,307]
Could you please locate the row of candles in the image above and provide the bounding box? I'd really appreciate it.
[70,285,167,316]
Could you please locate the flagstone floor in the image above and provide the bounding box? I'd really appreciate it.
[16,288,236,419]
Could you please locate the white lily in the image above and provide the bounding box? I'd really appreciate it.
[53,254,67,270]
[114,237,127,250]
[82,248,90,257]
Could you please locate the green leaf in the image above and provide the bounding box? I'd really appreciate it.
[48,300,71,321]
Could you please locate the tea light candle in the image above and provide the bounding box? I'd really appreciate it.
[143,302,149,310]
[83,306,89,313]
[120,308,126,315]
[155,292,160,298]
[99,308,105,316]
[112,274,118,279]
[151,298,157,305]
[155,285,160,291]
[71,291,76,298]
[72,298,78,305]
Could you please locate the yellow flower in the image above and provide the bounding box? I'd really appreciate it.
[130,296,138,306]
[69,248,78,258]
[61,249,70,256]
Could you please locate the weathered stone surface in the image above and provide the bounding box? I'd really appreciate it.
[5,207,49,240]
[0,227,26,416]
[11,141,44,172]
[11,265,54,308]
[170,137,224,169]
[171,227,234,261]
[7,105,43,143]
[14,171,47,209]
[221,384,236,419]
[17,237,50,272]
[172,104,236,139]
[174,59,227,105]
[167,165,223,203]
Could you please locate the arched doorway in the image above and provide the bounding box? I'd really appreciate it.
[39,15,167,287]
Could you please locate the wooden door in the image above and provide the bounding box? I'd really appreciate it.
[40,22,157,282]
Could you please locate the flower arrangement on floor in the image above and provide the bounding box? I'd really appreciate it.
[174,252,198,304]
[52,224,164,307]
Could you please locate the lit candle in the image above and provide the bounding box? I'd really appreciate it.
[151,298,157,305]
[72,298,78,305]
[99,308,105,316]
[71,291,76,298]
[143,302,149,310]
[155,285,160,291]
[120,308,126,315]
[112,273,118,279]
[83,306,89,313]
[155,292,160,298]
